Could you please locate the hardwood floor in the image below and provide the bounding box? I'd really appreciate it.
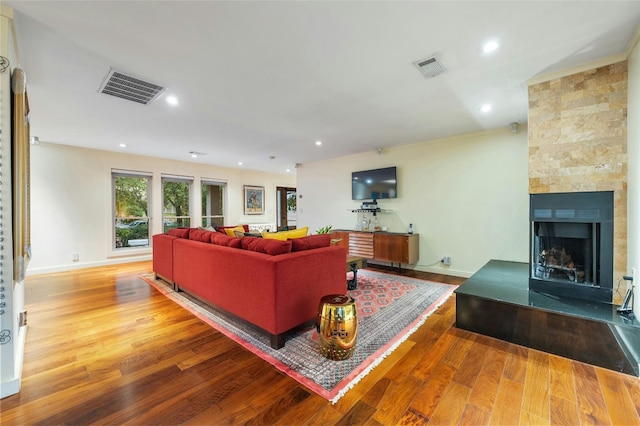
[1,261,639,425]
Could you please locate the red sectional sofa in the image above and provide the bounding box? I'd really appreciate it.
[152,227,347,349]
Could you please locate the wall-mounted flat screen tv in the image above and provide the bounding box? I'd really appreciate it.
[352,166,397,200]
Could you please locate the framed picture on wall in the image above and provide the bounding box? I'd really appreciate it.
[244,185,264,215]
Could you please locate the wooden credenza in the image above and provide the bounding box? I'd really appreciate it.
[331,230,419,266]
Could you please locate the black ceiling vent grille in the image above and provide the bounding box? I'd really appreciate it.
[413,56,446,79]
[98,68,166,105]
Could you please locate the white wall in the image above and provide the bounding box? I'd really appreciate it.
[628,35,640,313]
[297,127,529,277]
[28,143,295,274]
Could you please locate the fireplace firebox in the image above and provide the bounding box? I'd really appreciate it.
[529,191,613,303]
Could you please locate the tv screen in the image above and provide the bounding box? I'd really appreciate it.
[352,166,397,200]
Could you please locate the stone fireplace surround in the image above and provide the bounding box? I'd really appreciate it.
[528,61,628,298]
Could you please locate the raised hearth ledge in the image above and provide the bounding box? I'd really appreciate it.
[455,260,640,377]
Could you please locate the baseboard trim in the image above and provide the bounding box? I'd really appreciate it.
[364,260,472,278]
[26,255,152,276]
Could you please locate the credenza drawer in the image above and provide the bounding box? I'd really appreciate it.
[348,232,374,258]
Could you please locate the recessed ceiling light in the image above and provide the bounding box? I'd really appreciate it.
[481,40,499,55]
[166,95,178,106]
[480,103,492,113]
[286,169,291,173]
[315,140,322,146]
[238,161,243,166]
[119,143,126,148]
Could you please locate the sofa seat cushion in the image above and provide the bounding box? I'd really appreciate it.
[290,234,331,252]
[262,226,308,241]
[241,236,292,255]
[168,227,191,239]
[211,232,242,248]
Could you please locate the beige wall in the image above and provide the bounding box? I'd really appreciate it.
[30,128,530,279]
[297,128,530,277]
[28,143,295,274]
[528,62,628,298]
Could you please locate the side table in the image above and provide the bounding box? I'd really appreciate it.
[346,255,366,290]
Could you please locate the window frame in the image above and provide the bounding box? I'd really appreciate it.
[201,178,226,228]
[112,169,152,251]
[162,174,194,231]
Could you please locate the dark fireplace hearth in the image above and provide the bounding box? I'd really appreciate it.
[455,260,640,377]
[529,191,613,304]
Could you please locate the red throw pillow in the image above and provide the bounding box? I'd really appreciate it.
[211,232,242,249]
[241,236,292,255]
[167,228,191,238]
[190,229,214,243]
[291,234,331,252]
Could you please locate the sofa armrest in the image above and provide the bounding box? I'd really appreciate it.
[269,246,348,332]
[152,234,178,283]
[206,245,347,334]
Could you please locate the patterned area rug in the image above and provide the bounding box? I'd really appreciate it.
[141,269,456,403]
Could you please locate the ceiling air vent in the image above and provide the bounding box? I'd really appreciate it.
[413,56,445,79]
[98,68,166,105]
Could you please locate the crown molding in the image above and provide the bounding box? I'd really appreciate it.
[0,4,13,19]
[626,23,640,57]
[528,53,628,86]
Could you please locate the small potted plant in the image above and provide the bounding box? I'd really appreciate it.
[315,225,332,234]
[316,225,342,244]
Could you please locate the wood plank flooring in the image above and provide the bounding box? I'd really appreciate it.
[1,261,639,425]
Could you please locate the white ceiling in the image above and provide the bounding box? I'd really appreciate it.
[6,1,640,174]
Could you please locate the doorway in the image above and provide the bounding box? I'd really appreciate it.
[276,186,297,230]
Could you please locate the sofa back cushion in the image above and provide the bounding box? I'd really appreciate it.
[261,226,308,241]
[211,232,242,248]
[167,227,191,239]
[290,234,331,252]
[241,236,292,255]
[190,229,214,243]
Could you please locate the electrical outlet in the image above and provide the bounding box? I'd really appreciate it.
[72,252,79,262]
[443,256,451,266]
